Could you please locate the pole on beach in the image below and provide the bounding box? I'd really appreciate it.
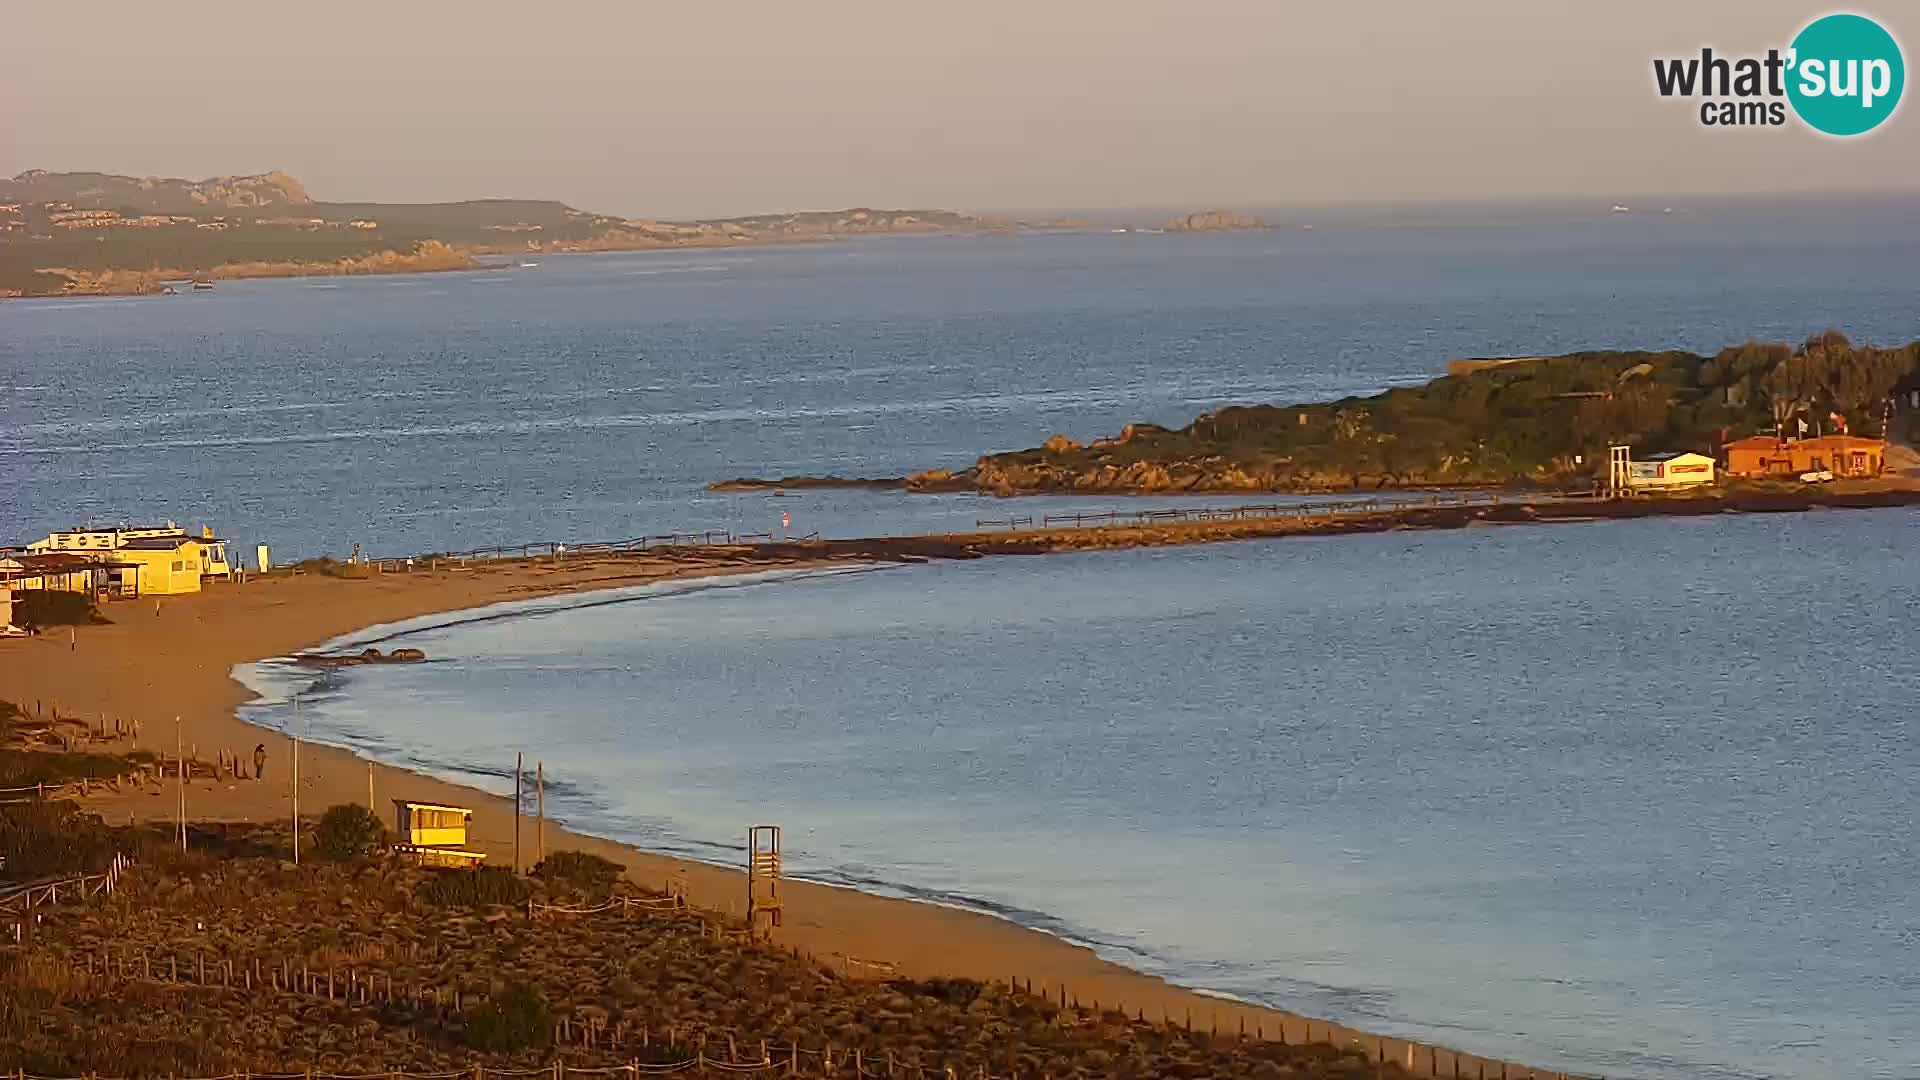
[536,761,545,866]
[513,752,523,874]
[368,760,375,813]
[175,716,186,851]
[292,695,301,867]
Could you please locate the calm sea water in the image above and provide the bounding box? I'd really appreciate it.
[244,511,1920,1080]
[10,198,1920,1077]
[4,197,1919,556]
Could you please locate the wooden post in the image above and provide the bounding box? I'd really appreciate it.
[175,717,186,851]
[368,760,375,813]
[292,695,301,866]
[536,761,545,865]
[513,752,523,874]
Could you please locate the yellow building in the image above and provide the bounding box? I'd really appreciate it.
[1625,452,1717,491]
[29,525,231,596]
[392,801,487,868]
[112,535,218,595]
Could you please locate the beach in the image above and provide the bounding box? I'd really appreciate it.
[0,548,1471,1068]
[9,487,1920,1078]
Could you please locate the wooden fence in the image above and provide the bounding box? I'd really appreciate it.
[22,883,1595,1080]
[0,773,154,806]
[48,940,1593,1080]
[1,852,132,941]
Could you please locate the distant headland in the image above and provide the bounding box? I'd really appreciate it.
[713,333,1920,496]
[0,169,1013,298]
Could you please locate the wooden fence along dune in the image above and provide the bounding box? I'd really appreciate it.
[1,852,132,942]
[2,846,1597,1080]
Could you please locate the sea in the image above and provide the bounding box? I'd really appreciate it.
[7,195,1920,1078]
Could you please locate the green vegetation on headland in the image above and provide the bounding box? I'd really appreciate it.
[0,170,999,297]
[716,333,1920,495]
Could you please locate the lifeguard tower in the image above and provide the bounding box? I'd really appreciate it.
[393,800,488,868]
[747,825,783,934]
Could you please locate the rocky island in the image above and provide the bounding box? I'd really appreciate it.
[714,333,1920,495]
[1164,208,1268,232]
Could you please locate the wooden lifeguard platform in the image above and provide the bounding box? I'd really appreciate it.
[747,824,782,933]
[392,800,487,868]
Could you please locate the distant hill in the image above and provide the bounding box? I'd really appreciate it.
[0,170,999,297]
[0,169,312,213]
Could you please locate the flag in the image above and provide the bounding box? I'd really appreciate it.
[1829,412,1847,433]
[1797,417,1809,436]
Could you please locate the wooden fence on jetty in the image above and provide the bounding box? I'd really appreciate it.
[8,878,1599,1080]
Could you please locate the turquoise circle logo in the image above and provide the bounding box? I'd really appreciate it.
[1787,13,1905,135]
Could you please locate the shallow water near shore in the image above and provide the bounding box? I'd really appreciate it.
[244,507,1920,1080]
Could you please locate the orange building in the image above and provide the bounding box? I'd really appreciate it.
[1722,435,1885,478]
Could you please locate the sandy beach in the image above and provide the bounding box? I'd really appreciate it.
[0,547,1445,1064]
[11,484,1920,1074]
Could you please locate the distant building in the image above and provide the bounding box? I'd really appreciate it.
[1626,451,1716,490]
[1723,435,1885,478]
[49,208,123,228]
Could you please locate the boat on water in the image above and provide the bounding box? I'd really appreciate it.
[160,285,178,295]
[1610,204,1631,214]
[191,279,215,291]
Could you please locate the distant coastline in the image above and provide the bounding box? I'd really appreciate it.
[0,168,1054,298]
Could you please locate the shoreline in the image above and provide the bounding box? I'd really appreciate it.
[30,486,1916,1074]
[1,540,1576,1077]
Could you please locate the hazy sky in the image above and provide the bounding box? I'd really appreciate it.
[3,1,1912,218]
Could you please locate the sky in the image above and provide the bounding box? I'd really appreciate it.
[2,1,1913,219]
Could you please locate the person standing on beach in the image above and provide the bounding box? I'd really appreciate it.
[253,743,267,781]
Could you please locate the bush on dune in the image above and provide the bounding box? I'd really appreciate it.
[463,983,553,1052]
[313,804,387,861]
[531,849,623,894]
[419,865,530,909]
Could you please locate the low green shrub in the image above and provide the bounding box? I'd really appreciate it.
[531,849,622,893]
[419,865,530,909]
[0,803,119,881]
[290,557,371,579]
[463,983,552,1052]
[312,804,386,861]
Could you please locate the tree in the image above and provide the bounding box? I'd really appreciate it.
[1826,345,1913,432]
[1764,352,1823,435]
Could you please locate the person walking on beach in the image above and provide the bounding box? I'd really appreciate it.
[253,743,267,782]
